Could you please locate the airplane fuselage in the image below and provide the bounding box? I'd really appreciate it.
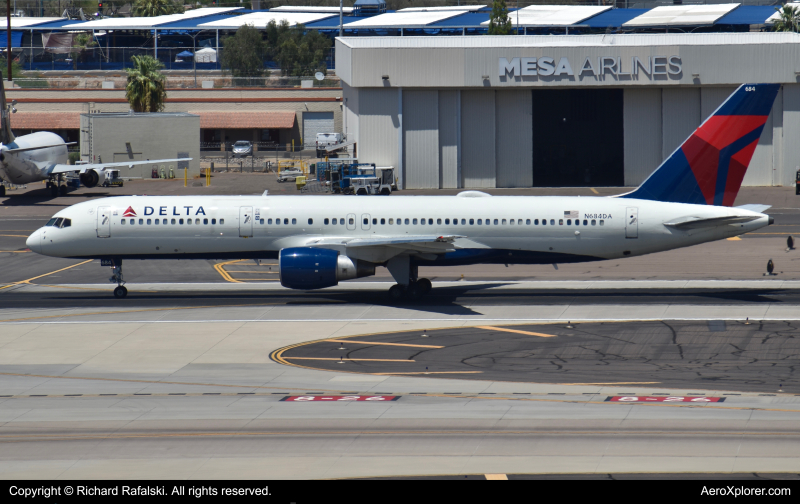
[26,194,769,267]
[0,131,69,185]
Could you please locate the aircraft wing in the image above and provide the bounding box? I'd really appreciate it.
[306,235,464,262]
[663,215,761,230]
[46,158,192,175]
[735,204,771,213]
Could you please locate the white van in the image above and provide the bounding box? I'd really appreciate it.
[315,133,343,157]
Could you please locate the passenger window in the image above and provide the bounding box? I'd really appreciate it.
[276,219,280,225]
[469,219,474,225]
[180,219,185,224]
[147,219,152,225]
[550,219,555,225]
[501,219,506,225]
[477,219,482,225]
[518,219,522,225]
[510,219,515,226]
[188,219,193,225]
[372,218,377,225]
[428,219,433,225]
[283,218,289,225]
[324,218,329,225]
[389,218,394,224]
[171,218,176,224]
[583,220,588,226]
[445,219,450,225]
[526,219,531,225]
[381,218,385,225]
[363,218,368,225]
[567,219,571,225]
[494,219,499,225]
[154,219,159,225]
[220,219,224,225]
[331,218,336,225]
[559,219,563,225]
[542,219,547,226]
[461,219,466,225]
[534,219,539,225]
[413,218,418,225]
[405,218,410,225]
[437,218,441,225]
[121,219,126,225]
[212,218,217,224]
[485,218,490,225]
[349,218,354,225]
[591,219,597,226]
[599,220,604,226]
[308,218,313,225]
[138,219,143,225]
[292,218,296,225]
[203,219,208,225]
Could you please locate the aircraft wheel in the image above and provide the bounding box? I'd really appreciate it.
[388,284,405,301]
[406,282,425,300]
[113,286,128,299]
[416,278,432,294]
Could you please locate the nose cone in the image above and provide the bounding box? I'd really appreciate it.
[26,229,42,254]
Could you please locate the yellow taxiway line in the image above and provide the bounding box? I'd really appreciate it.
[0,259,93,291]
[213,259,246,283]
[477,325,556,338]
[284,357,416,362]
[325,339,443,349]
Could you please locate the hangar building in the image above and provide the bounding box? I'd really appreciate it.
[336,33,800,189]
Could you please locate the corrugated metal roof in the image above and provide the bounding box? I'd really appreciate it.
[716,5,776,25]
[345,10,471,28]
[304,16,376,29]
[4,17,63,28]
[198,11,336,29]
[623,4,740,27]
[577,8,649,28]
[767,2,800,23]
[338,32,800,49]
[428,12,491,27]
[398,6,486,12]
[270,6,354,14]
[62,8,242,30]
[480,5,611,27]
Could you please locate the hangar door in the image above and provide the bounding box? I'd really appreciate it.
[302,112,334,148]
[532,89,624,187]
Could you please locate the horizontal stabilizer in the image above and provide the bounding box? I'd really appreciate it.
[735,203,771,213]
[4,142,77,154]
[663,215,760,230]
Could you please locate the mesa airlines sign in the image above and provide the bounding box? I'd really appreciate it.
[498,56,682,78]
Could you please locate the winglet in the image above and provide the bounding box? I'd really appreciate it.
[621,84,780,206]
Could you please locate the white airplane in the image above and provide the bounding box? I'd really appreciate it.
[0,71,190,197]
[27,84,779,299]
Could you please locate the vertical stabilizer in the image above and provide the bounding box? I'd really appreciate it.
[0,70,14,145]
[621,83,780,206]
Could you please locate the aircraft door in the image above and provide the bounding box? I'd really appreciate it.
[97,207,111,238]
[239,207,253,237]
[361,213,371,231]
[346,213,356,231]
[625,207,638,239]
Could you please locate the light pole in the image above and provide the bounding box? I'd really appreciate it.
[187,30,210,88]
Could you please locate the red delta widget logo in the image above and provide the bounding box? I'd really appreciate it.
[122,206,137,217]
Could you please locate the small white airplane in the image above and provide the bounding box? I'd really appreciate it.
[27,84,779,299]
[0,71,190,197]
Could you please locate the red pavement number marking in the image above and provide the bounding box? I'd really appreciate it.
[281,395,400,402]
[606,396,725,403]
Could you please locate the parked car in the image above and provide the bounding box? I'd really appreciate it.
[315,132,343,158]
[232,140,253,158]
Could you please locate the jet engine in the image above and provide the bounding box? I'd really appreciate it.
[279,247,375,289]
[79,169,106,188]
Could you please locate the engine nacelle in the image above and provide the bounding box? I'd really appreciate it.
[79,169,105,188]
[279,247,375,290]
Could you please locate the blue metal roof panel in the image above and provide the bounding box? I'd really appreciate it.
[578,8,650,28]
[155,13,244,29]
[428,12,491,27]
[3,32,23,48]
[715,5,776,25]
[26,18,89,30]
[304,16,375,28]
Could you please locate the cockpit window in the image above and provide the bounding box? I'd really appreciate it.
[46,218,58,226]
[60,219,71,228]
[54,218,64,228]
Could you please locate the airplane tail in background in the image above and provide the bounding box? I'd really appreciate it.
[0,70,14,145]
[621,83,780,207]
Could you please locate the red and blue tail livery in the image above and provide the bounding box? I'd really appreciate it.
[622,83,780,206]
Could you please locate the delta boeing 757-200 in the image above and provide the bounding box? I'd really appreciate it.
[27,84,779,299]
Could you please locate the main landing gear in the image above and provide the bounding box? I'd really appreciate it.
[107,259,127,298]
[46,175,66,197]
[386,256,432,301]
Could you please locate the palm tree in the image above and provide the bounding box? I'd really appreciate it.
[125,55,167,113]
[773,4,800,33]
[132,0,182,17]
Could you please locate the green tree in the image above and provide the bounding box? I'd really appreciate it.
[488,0,512,35]
[69,32,97,71]
[265,21,331,77]
[125,55,167,112]
[221,24,267,84]
[773,5,800,33]
[132,0,182,17]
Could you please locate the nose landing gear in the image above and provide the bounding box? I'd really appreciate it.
[105,259,127,298]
